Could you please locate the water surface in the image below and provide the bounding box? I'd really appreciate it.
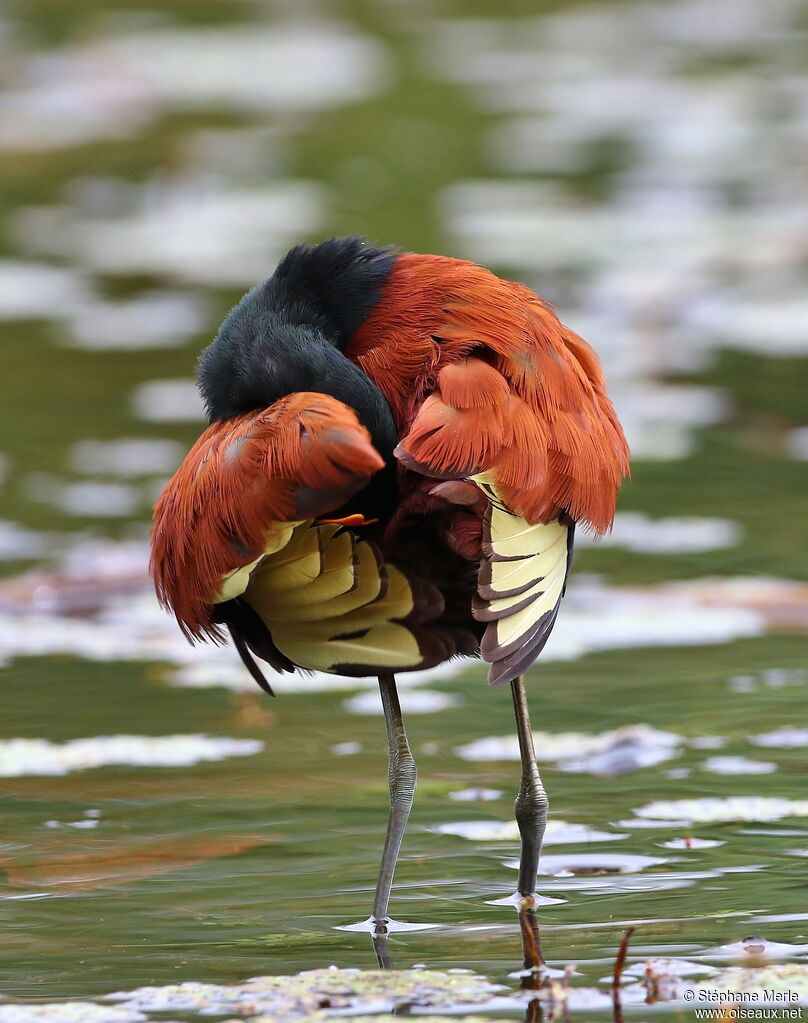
[1,0,807,1016]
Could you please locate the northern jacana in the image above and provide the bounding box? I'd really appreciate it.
[151,236,629,939]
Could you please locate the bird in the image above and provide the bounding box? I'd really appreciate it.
[150,236,629,937]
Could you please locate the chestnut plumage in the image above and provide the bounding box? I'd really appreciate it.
[150,236,629,688]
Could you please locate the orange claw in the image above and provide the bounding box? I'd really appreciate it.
[317,513,379,527]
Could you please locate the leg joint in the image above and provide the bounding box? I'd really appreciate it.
[515,765,549,822]
[515,785,549,820]
[388,744,417,803]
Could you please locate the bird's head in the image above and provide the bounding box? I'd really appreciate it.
[197,236,399,460]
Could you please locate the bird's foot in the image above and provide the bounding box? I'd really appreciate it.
[336,915,439,933]
[486,890,565,908]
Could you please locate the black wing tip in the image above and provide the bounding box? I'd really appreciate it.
[227,623,276,697]
[484,606,561,687]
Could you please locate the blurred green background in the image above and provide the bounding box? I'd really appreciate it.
[1,0,807,1017]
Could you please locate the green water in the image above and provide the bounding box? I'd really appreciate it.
[3,637,808,1006]
[1,0,807,1016]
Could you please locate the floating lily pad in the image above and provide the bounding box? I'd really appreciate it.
[617,816,695,829]
[0,1005,144,1023]
[510,862,708,895]
[751,727,808,749]
[538,852,666,876]
[702,756,777,775]
[699,937,808,962]
[455,725,682,777]
[700,964,808,1005]
[449,787,504,802]
[624,958,718,978]
[433,818,627,844]
[658,837,725,849]
[576,512,740,553]
[69,438,185,476]
[690,735,727,750]
[331,741,362,755]
[635,797,808,823]
[613,952,808,1004]
[0,735,263,777]
[527,983,614,1011]
[343,689,460,715]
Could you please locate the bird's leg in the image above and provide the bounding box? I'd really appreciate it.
[511,674,549,904]
[371,672,417,937]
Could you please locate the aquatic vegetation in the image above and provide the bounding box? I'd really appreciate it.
[577,512,741,553]
[0,1006,144,1023]
[433,818,626,844]
[701,756,778,776]
[69,439,184,477]
[130,378,203,423]
[700,937,808,963]
[0,734,263,776]
[700,964,808,1002]
[635,797,808,824]
[344,689,461,715]
[0,970,506,1021]
[448,787,504,802]
[106,968,503,1018]
[658,837,725,850]
[455,723,683,775]
[751,727,808,749]
[537,852,666,875]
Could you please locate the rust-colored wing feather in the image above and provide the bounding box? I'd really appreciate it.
[395,309,628,533]
[381,259,629,685]
[150,392,384,641]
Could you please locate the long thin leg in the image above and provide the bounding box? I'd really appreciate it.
[371,672,417,932]
[510,674,549,900]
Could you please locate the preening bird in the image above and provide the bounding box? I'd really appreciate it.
[151,237,629,932]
